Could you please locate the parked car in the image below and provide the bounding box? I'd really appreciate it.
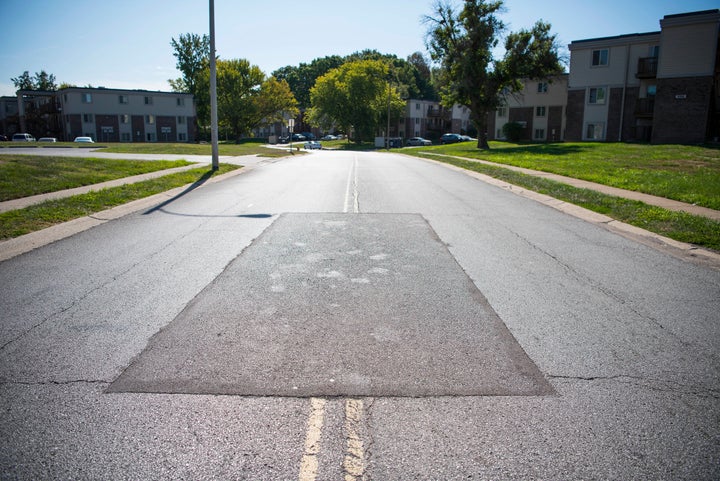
[303,141,322,150]
[440,133,462,144]
[406,136,432,146]
[0,134,8,141]
[12,133,36,142]
[38,137,57,142]
[321,134,338,141]
[291,133,306,141]
[73,136,94,143]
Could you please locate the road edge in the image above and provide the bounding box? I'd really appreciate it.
[415,155,720,271]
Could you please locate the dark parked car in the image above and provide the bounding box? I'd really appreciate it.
[291,133,306,141]
[440,133,462,144]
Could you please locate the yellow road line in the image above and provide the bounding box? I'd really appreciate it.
[299,398,327,481]
[343,398,366,481]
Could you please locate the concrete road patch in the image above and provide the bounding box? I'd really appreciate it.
[108,213,553,397]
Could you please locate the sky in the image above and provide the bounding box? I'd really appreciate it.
[1,0,718,97]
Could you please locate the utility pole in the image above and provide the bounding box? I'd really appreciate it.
[209,0,219,170]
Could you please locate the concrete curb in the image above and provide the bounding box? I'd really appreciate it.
[416,155,720,271]
[0,164,252,263]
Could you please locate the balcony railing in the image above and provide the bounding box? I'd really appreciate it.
[636,57,658,78]
[635,97,655,117]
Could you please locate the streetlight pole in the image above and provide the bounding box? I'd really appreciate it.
[209,0,219,170]
[386,80,391,150]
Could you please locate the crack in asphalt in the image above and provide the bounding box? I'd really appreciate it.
[548,374,720,399]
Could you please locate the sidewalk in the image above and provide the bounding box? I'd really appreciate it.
[423,152,720,222]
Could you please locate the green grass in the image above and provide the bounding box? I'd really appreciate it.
[404,142,720,210]
[0,141,293,158]
[0,164,240,240]
[0,155,194,201]
[415,152,720,252]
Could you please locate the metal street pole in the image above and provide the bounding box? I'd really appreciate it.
[209,0,219,170]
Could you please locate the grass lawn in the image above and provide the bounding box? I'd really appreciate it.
[0,164,240,240]
[0,155,194,201]
[0,141,293,158]
[404,141,720,210]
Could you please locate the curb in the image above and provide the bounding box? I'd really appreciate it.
[0,164,252,263]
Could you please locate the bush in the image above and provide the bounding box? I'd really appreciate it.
[502,122,524,142]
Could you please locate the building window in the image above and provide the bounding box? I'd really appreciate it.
[588,87,606,104]
[592,49,609,66]
[176,97,185,107]
[535,106,546,117]
[120,114,129,124]
[81,93,92,103]
[82,113,93,123]
[177,116,185,124]
[178,133,187,141]
[119,95,129,104]
[497,107,507,117]
[121,133,131,142]
[534,128,545,140]
[537,82,548,93]
[415,103,420,110]
[144,96,153,105]
[585,123,604,140]
[145,115,155,124]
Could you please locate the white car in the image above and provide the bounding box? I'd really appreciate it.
[406,136,432,146]
[38,137,57,142]
[12,133,36,142]
[73,136,94,143]
[304,141,322,150]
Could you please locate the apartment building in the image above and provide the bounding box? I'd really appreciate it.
[566,9,720,144]
[488,75,568,141]
[11,87,196,142]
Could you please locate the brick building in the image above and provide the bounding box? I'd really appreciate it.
[9,87,196,142]
[566,9,720,144]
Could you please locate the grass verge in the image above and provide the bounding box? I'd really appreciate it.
[417,153,720,252]
[0,155,194,201]
[406,142,720,210]
[0,164,240,240]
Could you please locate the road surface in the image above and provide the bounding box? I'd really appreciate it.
[1,150,718,480]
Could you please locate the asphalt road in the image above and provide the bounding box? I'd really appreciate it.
[1,150,718,480]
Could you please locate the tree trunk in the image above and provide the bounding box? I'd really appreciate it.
[470,109,490,149]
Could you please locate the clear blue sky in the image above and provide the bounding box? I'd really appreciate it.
[1,0,718,97]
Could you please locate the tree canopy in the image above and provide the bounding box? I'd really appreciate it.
[305,59,406,142]
[196,59,298,140]
[11,70,58,91]
[425,0,564,148]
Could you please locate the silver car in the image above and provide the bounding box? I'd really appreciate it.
[406,137,432,146]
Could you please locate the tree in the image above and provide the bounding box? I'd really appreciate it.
[199,59,298,140]
[10,70,57,91]
[169,33,210,133]
[425,0,563,149]
[306,59,405,142]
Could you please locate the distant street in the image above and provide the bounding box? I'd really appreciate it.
[1,150,718,480]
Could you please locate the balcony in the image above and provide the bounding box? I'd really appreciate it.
[427,106,450,119]
[636,57,658,78]
[635,97,655,118]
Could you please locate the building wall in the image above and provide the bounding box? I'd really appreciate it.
[565,90,586,140]
[652,76,714,143]
[60,88,195,142]
[489,76,568,141]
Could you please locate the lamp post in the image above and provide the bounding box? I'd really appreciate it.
[209,0,219,170]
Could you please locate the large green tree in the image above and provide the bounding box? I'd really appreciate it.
[425,0,563,149]
[169,33,210,127]
[198,59,298,140]
[306,59,405,142]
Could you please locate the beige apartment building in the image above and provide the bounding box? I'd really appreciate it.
[9,87,196,142]
[566,9,720,143]
[488,75,568,142]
